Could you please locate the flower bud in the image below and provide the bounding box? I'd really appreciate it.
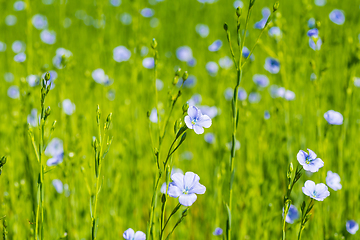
[182,71,189,81]
[223,22,228,31]
[45,72,51,81]
[151,38,158,49]
[175,68,181,77]
[182,102,189,113]
[236,7,242,17]
[273,1,279,12]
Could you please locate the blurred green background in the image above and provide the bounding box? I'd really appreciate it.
[0,0,359,239]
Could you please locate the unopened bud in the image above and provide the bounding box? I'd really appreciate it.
[175,68,181,77]
[45,72,51,81]
[182,102,189,113]
[182,71,189,81]
[236,7,242,17]
[223,23,228,31]
[151,38,158,49]
[273,1,279,12]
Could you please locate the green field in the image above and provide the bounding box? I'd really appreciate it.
[0,0,359,239]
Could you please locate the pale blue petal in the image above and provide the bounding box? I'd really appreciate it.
[134,231,146,240]
[171,173,184,189]
[123,228,135,240]
[179,193,197,206]
[167,183,181,198]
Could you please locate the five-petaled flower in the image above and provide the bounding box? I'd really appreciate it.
[184,106,212,134]
[123,228,146,240]
[297,149,324,172]
[302,180,330,201]
[168,172,206,206]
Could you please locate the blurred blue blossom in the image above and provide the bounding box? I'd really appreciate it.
[123,228,146,240]
[14,1,25,11]
[5,15,17,26]
[326,171,342,191]
[329,9,345,25]
[302,180,330,201]
[264,57,280,74]
[156,79,164,90]
[249,92,261,103]
[8,86,20,99]
[253,74,269,87]
[0,42,6,52]
[242,46,254,61]
[346,220,359,235]
[219,56,233,69]
[314,0,326,6]
[284,90,295,101]
[110,0,121,7]
[120,13,132,25]
[354,77,360,87]
[149,108,158,123]
[307,28,319,37]
[168,172,206,206]
[268,26,282,40]
[297,149,324,172]
[4,73,14,82]
[62,99,75,115]
[264,110,270,120]
[92,68,112,85]
[27,109,39,127]
[324,110,343,125]
[53,48,72,69]
[40,29,56,45]
[196,24,209,38]
[12,41,25,53]
[45,138,64,166]
[142,57,154,69]
[254,8,270,29]
[308,18,316,28]
[204,133,215,144]
[206,61,219,76]
[113,46,131,62]
[52,179,63,194]
[208,40,222,52]
[185,106,212,134]
[233,0,243,8]
[141,8,154,18]
[309,37,322,51]
[176,46,193,62]
[198,106,218,119]
[283,205,299,224]
[32,14,48,29]
[213,227,223,236]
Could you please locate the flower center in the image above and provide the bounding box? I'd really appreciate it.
[312,191,317,197]
[305,156,313,164]
[191,119,197,125]
[183,187,189,195]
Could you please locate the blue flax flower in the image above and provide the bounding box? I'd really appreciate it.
[213,227,223,236]
[346,220,359,235]
[324,110,343,125]
[329,9,345,25]
[283,204,299,224]
[123,228,146,240]
[185,106,212,134]
[302,180,330,201]
[326,171,342,191]
[168,172,206,206]
[264,57,280,74]
[297,149,324,172]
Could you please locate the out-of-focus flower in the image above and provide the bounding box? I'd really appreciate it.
[196,24,209,38]
[253,74,269,88]
[32,14,48,29]
[7,86,20,99]
[283,204,299,224]
[142,57,154,69]
[326,171,342,191]
[264,57,280,74]
[52,179,63,194]
[329,9,345,25]
[113,46,131,62]
[324,110,343,125]
[40,29,56,44]
[346,220,359,235]
[62,99,75,115]
[213,227,223,236]
[208,40,222,52]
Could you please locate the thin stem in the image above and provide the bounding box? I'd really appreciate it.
[160,203,181,239]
